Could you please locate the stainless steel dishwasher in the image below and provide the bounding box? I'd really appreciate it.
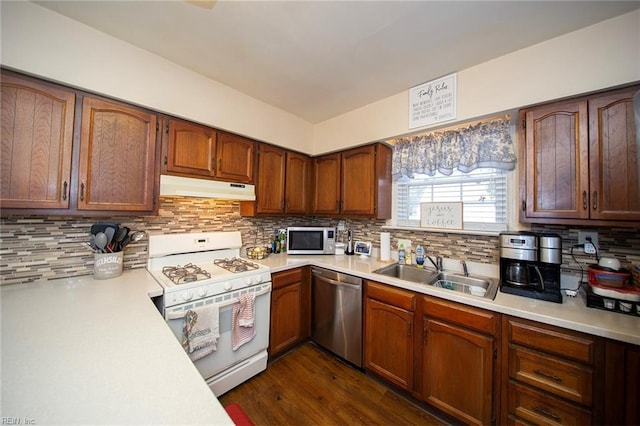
[311,267,362,367]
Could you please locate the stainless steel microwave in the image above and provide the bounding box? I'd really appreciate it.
[287,227,336,255]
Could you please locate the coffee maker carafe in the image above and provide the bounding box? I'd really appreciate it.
[499,232,562,303]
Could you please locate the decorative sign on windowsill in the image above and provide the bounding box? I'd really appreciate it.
[420,202,463,230]
[409,73,457,129]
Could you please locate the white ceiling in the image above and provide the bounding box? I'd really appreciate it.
[34,1,640,123]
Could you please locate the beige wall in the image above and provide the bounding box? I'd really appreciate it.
[312,10,640,155]
[0,0,314,152]
[1,2,639,156]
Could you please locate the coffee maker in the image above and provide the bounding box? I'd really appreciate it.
[499,232,563,303]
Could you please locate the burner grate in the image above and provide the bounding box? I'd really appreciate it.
[162,263,211,285]
[214,257,259,273]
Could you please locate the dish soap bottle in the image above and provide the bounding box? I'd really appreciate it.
[416,245,425,268]
[346,231,354,255]
[398,243,406,264]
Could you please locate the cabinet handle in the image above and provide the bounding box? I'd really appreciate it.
[582,191,588,210]
[533,369,562,382]
[211,158,215,172]
[407,322,412,337]
[521,200,526,211]
[62,181,68,201]
[593,191,598,210]
[80,183,85,202]
[533,406,561,421]
[164,155,168,166]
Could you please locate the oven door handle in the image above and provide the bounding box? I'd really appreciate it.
[166,284,271,320]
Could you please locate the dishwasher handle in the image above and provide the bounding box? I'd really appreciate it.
[312,268,362,290]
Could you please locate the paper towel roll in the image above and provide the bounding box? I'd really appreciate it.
[380,232,391,261]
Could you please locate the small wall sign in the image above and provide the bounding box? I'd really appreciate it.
[420,202,463,230]
[409,73,457,129]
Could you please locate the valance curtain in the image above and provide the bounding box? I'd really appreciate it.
[391,116,516,180]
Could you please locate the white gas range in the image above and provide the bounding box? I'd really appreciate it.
[147,231,271,396]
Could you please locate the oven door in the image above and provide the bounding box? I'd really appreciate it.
[164,283,271,381]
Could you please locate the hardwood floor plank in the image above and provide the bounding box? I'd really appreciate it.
[219,342,447,425]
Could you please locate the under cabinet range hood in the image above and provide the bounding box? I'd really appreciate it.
[159,175,255,200]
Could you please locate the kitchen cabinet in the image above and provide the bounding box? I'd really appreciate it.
[1,72,75,209]
[421,296,499,426]
[501,316,603,425]
[164,118,254,183]
[311,143,392,219]
[78,96,158,212]
[603,340,640,425]
[364,281,416,392]
[269,267,310,358]
[519,84,640,225]
[240,145,311,216]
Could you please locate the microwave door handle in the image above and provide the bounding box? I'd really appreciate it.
[532,265,545,291]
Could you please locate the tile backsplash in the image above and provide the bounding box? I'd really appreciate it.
[1,197,639,285]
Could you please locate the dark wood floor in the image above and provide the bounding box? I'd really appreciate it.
[219,342,447,425]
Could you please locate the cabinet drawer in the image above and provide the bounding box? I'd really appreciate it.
[507,318,596,364]
[509,382,591,426]
[424,296,498,336]
[365,281,416,311]
[509,346,593,406]
[272,268,303,289]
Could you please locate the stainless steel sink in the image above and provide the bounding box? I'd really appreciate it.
[372,264,499,300]
[372,263,438,283]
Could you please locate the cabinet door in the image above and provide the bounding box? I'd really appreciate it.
[78,97,157,211]
[269,281,308,357]
[364,298,414,391]
[341,145,376,215]
[588,86,640,221]
[166,118,216,177]
[522,100,590,220]
[312,153,341,215]
[1,73,75,209]
[423,318,494,426]
[256,144,286,214]
[285,151,310,214]
[216,132,255,183]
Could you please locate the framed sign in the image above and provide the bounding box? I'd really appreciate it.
[420,202,463,230]
[409,73,457,129]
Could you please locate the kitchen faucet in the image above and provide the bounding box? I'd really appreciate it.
[426,255,443,272]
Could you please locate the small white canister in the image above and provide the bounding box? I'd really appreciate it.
[94,252,124,279]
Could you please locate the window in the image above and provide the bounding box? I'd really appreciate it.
[396,168,508,232]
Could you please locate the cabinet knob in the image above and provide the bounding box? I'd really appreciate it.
[582,191,588,210]
[80,183,85,202]
[62,181,68,201]
[593,191,598,210]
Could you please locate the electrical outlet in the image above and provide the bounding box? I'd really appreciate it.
[578,231,598,254]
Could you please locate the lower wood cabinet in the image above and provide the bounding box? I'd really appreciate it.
[422,296,499,426]
[364,281,416,392]
[269,267,310,358]
[502,316,603,425]
[604,340,640,425]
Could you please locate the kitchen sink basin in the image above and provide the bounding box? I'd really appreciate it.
[372,264,499,300]
[372,263,438,283]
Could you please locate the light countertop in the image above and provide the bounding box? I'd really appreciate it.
[1,269,233,426]
[256,253,640,346]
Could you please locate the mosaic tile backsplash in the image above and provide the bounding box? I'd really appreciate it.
[1,197,639,285]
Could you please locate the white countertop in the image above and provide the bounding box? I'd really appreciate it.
[1,269,234,426]
[257,253,640,346]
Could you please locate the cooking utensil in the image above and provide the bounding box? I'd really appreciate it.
[121,231,145,249]
[94,232,108,253]
[83,241,97,252]
[90,222,119,236]
[113,226,129,251]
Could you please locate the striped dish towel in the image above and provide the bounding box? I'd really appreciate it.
[232,292,256,351]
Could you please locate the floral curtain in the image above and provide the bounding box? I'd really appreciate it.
[391,116,516,179]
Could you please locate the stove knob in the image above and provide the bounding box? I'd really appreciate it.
[197,288,207,297]
[245,277,253,286]
[183,291,193,301]
[253,275,263,284]
[224,281,232,291]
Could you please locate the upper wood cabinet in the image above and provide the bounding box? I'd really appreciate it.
[1,71,160,215]
[165,118,216,177]
[519,85,640,225]
[163,118,255,183]
[78,96,158,212]
[1,72,75,209]
[311,143,392,219]
[239,144,311,216]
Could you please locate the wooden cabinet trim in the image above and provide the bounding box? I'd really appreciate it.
[272,268,304,289]
[423,295,497,336]
[365,281,416,311]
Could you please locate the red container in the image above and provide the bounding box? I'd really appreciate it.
[588,264,631,288]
